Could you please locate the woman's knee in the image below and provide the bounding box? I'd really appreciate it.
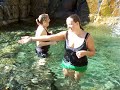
[63,68,75,78]
[74,72,84,81]
[63,68,69,77]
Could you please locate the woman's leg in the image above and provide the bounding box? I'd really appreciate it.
[63,68,75,89]
[68,71,84,90]
[63,68,85,80]
[74,71,84,81]
[63,68,75,79]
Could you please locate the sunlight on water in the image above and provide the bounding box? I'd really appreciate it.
[112,23,120,37]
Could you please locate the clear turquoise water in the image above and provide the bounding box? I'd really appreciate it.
[0,23,120,90]
[47,24,120,90]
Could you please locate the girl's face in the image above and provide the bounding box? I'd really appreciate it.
[66,17,78,30]
[43,16,50,27]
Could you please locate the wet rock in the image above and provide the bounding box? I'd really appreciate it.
[98,0,111,16]
[19,0,30,5]
[98,0,120,16]
[93,16,120,26]
[112,7,120,17]
[86,0,98,14]
[0,6,3,21]
[19,5,30,19]
[5,0,19,5]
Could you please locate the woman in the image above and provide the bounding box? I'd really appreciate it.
[18,14,95,80]
[35,14,56,58]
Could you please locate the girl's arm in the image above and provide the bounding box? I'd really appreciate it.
[37,41,57,47]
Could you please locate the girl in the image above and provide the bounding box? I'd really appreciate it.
[35,14,56,58]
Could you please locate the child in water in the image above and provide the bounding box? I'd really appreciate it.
[35,14,56,58]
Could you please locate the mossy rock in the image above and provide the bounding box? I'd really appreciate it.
[99,6,111,16]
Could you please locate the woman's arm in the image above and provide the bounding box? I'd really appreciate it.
[32,31,66,41]
[35,27,56,46]
[86,35,95,57]
[18,31,66,44]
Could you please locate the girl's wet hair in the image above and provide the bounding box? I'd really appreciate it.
[68,14,84,30]
[36,14,48,25]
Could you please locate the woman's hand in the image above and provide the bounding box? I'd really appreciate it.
[18,36,31,44]
[76,50,87,58]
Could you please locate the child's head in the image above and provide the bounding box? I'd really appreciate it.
[36,14,50,27]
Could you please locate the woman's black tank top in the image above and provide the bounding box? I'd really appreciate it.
[64,31,89,67]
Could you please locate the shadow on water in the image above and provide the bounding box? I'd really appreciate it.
[0,22,120,90]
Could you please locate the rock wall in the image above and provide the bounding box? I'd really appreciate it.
[88,0,120,22]
[0,0,30,26]
[88,0,120,24]
[30,0,49,18]
[48,0,120,22]
[0,0,120,26]
[98,0,120,16]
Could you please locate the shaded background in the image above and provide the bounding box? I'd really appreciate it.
[0,0,120,26]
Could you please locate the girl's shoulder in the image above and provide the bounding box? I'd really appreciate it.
[35,27,47,36]
[36,26,45,33]
[37,25,44,30]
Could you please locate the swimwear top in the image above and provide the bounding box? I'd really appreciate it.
[64,31,89,67]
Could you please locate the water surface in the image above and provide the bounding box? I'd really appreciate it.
[0,22,120,90]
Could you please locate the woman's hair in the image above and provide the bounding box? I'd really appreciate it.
[68,14,84,30]
[36,14,49,25]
